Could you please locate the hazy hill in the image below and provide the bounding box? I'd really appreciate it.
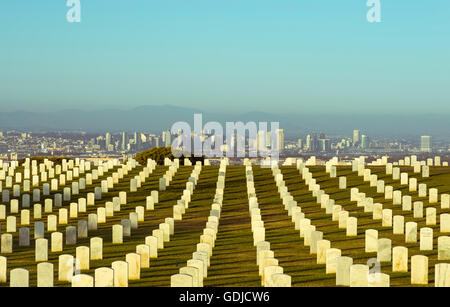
[0,105,448,138]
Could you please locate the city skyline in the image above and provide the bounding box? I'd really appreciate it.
[1,127,448,163]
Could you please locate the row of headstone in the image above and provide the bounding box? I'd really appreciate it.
[375,156,447,168]
[171,161,226,287]
[0,159,122,231]
[326,246,390,287]
[0,159,148,251]
[249,165,290,287]
[356,162,450,220]
[364,228,450,282]
[298,163,392,287]
[300,167,359,239]
[293,165,349,285]
[1,158,90,184]
[310,165,436,259]
[0,158,100,203]
[159,163,178,191]
[57,251,140,286]
[172,164,206,221]
[2,187,159,253]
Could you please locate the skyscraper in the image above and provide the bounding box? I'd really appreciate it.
[319,139,330,152]
[276,129,284,153]
[311,133,318,152]
[266,131,271,149]
[121,132,127,151]
[105,132,111,150]
[257,130,267,153]
[306,134,311,151]
[361,135,369,149]
[230,133,236,152]
[421,136,432,152]
[353,130,360,146]
[162,131,172,147]
[135,132,142,151]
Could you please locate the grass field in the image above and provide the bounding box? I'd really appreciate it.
[1,159,450,287]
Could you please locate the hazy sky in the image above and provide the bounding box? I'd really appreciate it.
[1,1,449,114]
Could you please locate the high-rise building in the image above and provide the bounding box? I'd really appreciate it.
[257,130,267,153]
[353,130,360,146]
[276,129,284,153]
[105,132,111,151]
[306,135,311,151]
[121,132,127,151]
[311,133,319,152]
[319,139,330,152]
[162,131,172,147]
[421,136,432,152]
[166,131,172,147]
[230,133,236,151]
[361,135,369,149]
[135,132,142,151]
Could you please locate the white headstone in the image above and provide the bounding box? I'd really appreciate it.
[349,264,369,287]
[392,246,408,272]
[411,255,428,285]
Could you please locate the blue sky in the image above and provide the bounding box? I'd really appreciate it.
[0,0,449,114]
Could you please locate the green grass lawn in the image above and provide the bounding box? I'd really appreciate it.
[1,163,450,287]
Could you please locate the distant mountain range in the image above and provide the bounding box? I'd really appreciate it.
[0,105,448,138]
